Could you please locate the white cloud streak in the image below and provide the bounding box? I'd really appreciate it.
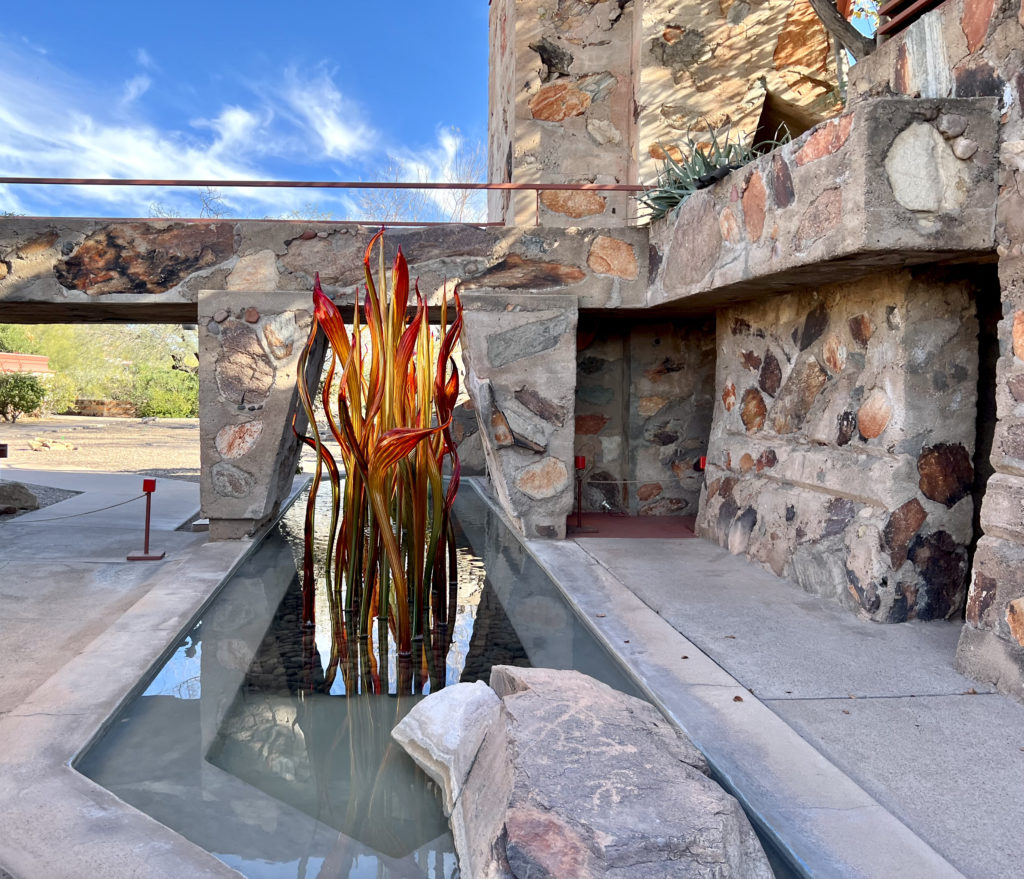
[0,48,379,219]
[281,66,376,160]
[120,74,151,105]
[388,127,486,222]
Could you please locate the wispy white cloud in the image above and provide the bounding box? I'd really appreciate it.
[19,34,47,55]
[135,48,156,69]
[0,184,28,215]
[281,66,376,160]
[120,74,151,106]
[386,127,486,222]
[0,47,380,219]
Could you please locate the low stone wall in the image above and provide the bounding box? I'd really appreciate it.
[0,221,649,320]
[699,268,983,622]
[0,219,647,537]
[198,289,324,538]
[72,399,138,418]
[575,316,715,515]
[646,96,998,311]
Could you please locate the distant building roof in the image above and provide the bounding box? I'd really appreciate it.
[0,353,52,375]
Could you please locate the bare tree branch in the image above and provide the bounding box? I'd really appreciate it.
[808,0,876,61]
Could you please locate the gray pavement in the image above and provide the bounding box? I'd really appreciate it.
[0,466,252,879]
[526,529,1024,879]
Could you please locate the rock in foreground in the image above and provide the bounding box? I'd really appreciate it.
[393,666,773,878]
[0,481,39,512]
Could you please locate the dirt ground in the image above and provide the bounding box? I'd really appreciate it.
[0,415,201,482]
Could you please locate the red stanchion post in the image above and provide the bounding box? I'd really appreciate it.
[575,455,586,530]
[127,478,166,562]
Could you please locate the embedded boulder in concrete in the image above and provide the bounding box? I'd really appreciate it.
[392,666,773,879]
[0,481,39,512]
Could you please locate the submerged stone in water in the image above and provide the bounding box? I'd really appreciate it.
[391,680,501,816]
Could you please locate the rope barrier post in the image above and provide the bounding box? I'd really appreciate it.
[127,478,165,561]
[567,456,598,535]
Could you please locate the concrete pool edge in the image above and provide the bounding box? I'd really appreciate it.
[0,539,255,879]
[0,471,963,879]
[461,480,965,879]
[0,477,311,879]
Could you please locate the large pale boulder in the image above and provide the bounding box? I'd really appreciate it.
[390,680,501,815]
[392,666,773,879]
[0,481,39,512]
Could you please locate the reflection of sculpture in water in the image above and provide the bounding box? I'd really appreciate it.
[209,576,451,861]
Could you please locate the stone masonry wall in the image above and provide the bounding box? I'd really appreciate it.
[848,0,1024,697]
[645,96,998,312]
[698,269,982,622]
[198,289,324,538]
[0,219,647,539]
[576,317,715,515]
[461,293,579,539]
[487,0,639,226]
[639,0,841,184]
[488,0,517,224]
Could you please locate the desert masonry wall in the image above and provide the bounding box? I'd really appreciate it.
[699,268,985,622]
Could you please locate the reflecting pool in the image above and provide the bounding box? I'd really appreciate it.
[77,480,643,878]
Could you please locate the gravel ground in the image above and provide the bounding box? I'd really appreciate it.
[0,416,201,522]
[0,415,201,482]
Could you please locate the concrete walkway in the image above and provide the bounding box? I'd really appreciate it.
[0,467,254,879]
[526,528,1024,879]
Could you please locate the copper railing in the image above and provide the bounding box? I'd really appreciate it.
[0,177,646,227]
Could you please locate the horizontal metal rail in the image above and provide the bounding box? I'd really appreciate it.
[0,177,644,192]
[0,177,646,226]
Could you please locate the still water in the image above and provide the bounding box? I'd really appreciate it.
[77,481,643,878]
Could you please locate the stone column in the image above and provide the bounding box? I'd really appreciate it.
[461,293,579,538]
[198,289,325,540]
[959,252,1024,701]
[487,0,639,226]
[948,1,1024,703]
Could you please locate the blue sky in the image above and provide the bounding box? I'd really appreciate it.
[0,1,490,220]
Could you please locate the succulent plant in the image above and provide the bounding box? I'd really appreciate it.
[638,122,790,222]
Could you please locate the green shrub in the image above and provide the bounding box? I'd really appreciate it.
[639,123,790,222]
[39,372,79,415]
[0,373,45,422]
[134,367,199,418]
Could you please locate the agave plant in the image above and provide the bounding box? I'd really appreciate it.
[292,229,464,696]
[638,122,790,221]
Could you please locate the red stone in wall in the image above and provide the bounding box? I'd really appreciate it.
[529,82,591,122]
[961,0,996,53]
[575,413,609,435]
[742,171,767,241]
[795,115,854,166]
[540,190,607,218]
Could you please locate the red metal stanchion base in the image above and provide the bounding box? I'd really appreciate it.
[127,478,164,561]
[127,551,166,561]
